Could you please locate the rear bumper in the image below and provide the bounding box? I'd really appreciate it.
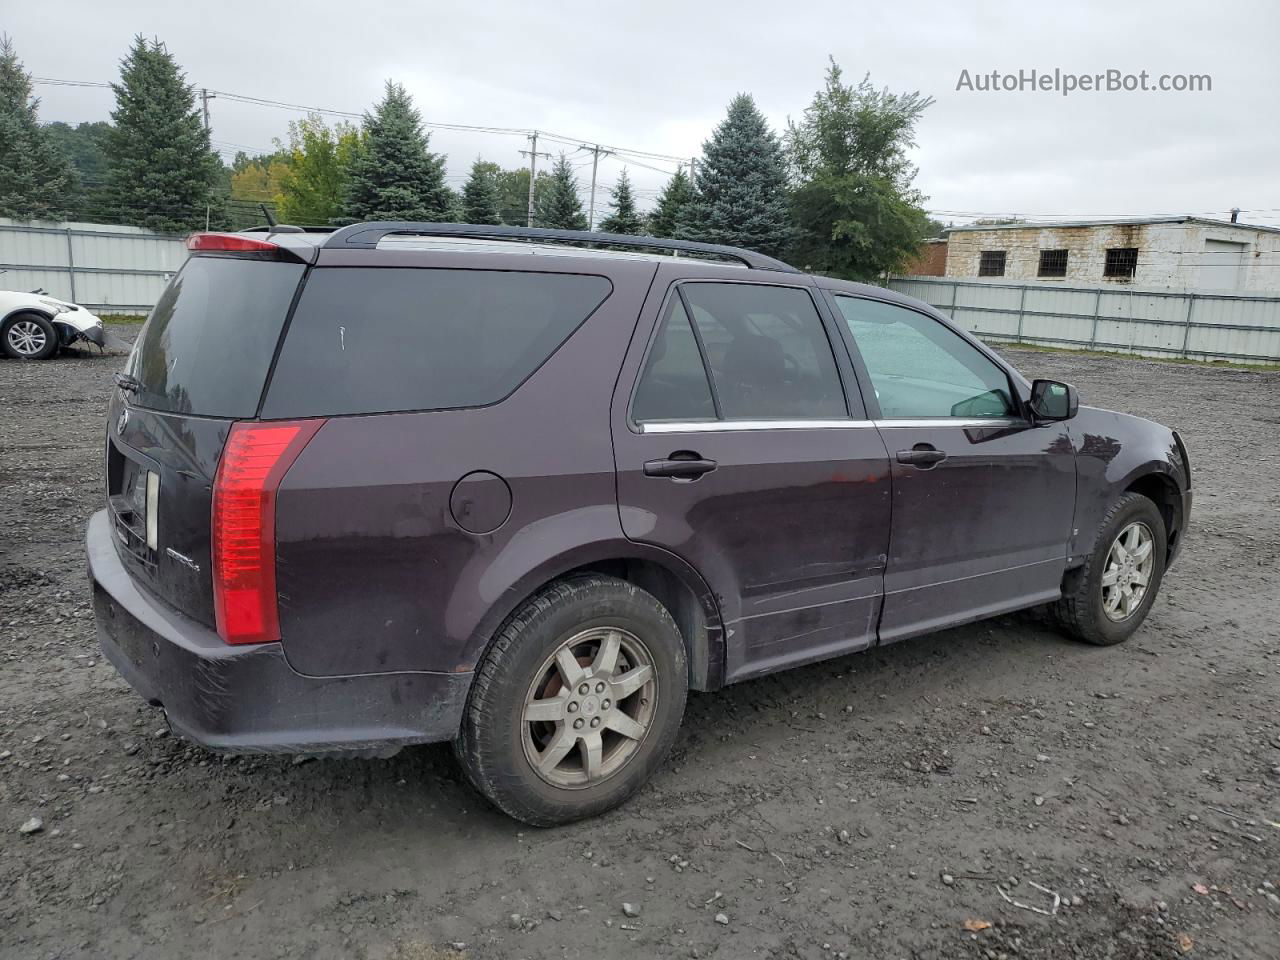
[86,510,470,756]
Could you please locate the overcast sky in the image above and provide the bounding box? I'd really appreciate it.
[7,0,1278,226]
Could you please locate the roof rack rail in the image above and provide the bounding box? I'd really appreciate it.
[321,221,800,273]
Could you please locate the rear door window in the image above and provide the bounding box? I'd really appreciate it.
[679,282,847,420]
[125,257,304,417]
[261,268,612,418]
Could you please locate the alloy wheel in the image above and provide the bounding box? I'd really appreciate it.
[521,627,658,789]
[7,320,48,357]
[1101,520,1155,621]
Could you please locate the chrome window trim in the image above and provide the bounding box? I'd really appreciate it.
[872,417,1027,429]
[639,419,875,434]
[637,416,1027,433]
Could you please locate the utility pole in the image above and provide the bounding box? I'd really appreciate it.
[200,88,216,131]
[689,157,697,186]
[519,131,551,227]
[581,143,613,231]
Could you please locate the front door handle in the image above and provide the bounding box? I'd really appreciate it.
[896,445,947,468]
[644,454,718,479]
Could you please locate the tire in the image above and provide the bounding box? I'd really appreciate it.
[455,574,688,826]
[1,312,59,360]
[1053,492,1167,646]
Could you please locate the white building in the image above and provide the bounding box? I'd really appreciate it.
[943,217,1280,294]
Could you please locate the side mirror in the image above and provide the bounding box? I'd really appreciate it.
[1029,379,1079,421]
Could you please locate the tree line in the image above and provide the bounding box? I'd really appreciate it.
[1,34,939,281]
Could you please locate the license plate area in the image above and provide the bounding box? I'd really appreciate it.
[109,456,159,567]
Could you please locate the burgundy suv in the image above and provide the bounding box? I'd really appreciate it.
[88,223,1192,825]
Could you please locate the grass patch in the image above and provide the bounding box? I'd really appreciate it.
[103,314,148,325]
[995,340,1278,373]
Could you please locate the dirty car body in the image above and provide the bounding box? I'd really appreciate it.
[87,223,1191,822]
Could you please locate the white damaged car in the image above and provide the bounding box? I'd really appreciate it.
[0,288,106,360]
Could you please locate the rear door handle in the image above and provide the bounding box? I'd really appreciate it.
[643,456,718,479]
[896,446,947,467]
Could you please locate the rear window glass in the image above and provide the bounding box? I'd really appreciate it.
[126,257,304,417]
[261,268,612,418]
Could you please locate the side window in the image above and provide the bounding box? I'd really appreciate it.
[680,283,847,420]
[835,296,1015,419]
[632,298,716,423]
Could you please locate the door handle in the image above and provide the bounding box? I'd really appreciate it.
[644,455,718,479]
[896,446,947,468]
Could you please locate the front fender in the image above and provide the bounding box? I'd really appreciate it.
[1067,406,1189,565]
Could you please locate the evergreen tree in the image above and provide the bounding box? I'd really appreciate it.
[102,36,224,233]
[0,36,75,220]
[533,154,587,230]
[786,58,934,280]
[677,94,790,256]
[345,81,451,221]
[460,159,502,224]
[647,166,691,238]
[597,167,644,235]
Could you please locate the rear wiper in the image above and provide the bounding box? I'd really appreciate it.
[115,373,141,394]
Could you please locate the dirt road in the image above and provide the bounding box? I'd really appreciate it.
[2,329,1277,960]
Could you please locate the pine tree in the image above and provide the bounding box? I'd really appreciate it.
[534,154,587,230]
[677,93,791,256]
[0,36,75,220]
[460,159,502,225]
[345,81,451,222]
[102,36,223,233]
[597,167,644,235]
[647,166,692,238]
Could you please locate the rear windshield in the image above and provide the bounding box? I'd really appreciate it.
[126,257,304,417]
[260,267,612,418]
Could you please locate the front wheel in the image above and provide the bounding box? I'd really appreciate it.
[2,312,59,360]
[455,575,688,826]
[1053,492,1167,645]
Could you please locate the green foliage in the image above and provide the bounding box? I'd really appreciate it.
[534,154,587,230]
[597,167,644,235]
[43,120,112,219]
[274,114,361,225]
[647,166,691,238]
[0,36,76,220]
[492,166,554,225]
[345,81,450,221]
[460,159,502,225]
[786,59,934,280]
[677,94,790,256]
[102,36,225,233]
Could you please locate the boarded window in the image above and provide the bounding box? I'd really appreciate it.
[978,250,1006,277]
[1037,249,1068,277]
[1104,247,1138,279]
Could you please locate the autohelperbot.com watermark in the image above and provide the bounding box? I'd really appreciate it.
[956,68,1211,96]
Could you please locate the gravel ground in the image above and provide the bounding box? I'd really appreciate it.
[2,327,1278,960]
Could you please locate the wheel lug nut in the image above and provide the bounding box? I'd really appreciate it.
[590,717,601,728]
[567,701,578,713]
[601,699,611,710]
[573,718,584,730]
[595,682,606,693]
[578,683,590,695]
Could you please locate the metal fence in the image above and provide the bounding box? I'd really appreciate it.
[0,217,188,316]
[888,276,1280,366]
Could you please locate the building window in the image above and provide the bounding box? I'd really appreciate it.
[1104,247,1138,279]
[1037,249,1068,277]
[978,250,1006,277]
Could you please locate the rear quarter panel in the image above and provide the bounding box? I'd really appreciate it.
[271,251,660,677]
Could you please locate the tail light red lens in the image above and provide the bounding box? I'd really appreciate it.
[212,420,324,645]
[187,232,282,253]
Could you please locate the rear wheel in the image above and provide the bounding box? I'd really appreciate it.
[2,312,59,360]
[455,575,688,826]
[1054,492,1167,645]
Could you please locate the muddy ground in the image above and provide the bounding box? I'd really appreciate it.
[1,328,1277,960]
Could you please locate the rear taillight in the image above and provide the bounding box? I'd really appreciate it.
[188,232,282,253]
[211,420,324,645]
